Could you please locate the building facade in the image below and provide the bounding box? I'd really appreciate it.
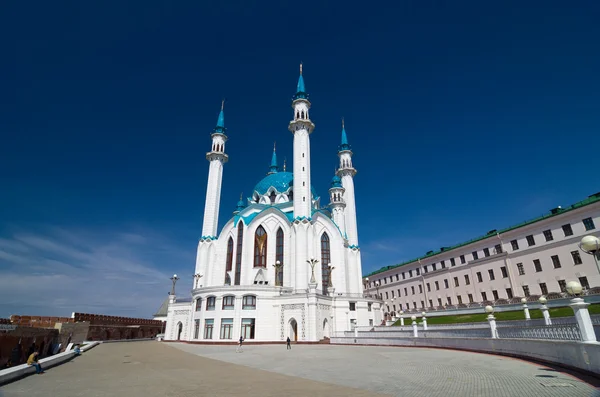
[365,194,600,315]
[164,66,381,342]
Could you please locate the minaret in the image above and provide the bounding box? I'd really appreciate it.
[288,63,315,219]
[337,119,358,247]
[267,142,279,175]
[201,101,229,238]
[328,174,346,236]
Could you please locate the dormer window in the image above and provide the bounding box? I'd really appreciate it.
[269,191,276,204]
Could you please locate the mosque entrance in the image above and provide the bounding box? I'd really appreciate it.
[177,322,183,340]
[323,318,330,339]
[289,318,298,342]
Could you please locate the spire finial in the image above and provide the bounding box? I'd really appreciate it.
[342,117,345,129]
[300,62,303,75]
[221,99,225,111]
[283,158,287,172]
[273,141,276,151]
[268,144,279,174]
[240,192,243,201]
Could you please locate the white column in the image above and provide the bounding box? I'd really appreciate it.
[422,314,428,330]
[412,317,418,337]
[201,159,224,237]
[340,174,358,246]
[570,298,597,343]
[487,314,498,339]
[292,128,312,218]
[523,304,530,320]
[541,305,552,326]
[294,222,308,291]
[400,315,404,327]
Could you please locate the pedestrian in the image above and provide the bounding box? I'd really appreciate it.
[286,336,291,350]
[27,352,44,374]
[74,345,81,356]
[236,336,244,353]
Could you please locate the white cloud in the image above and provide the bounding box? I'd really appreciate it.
[0,226,192,318]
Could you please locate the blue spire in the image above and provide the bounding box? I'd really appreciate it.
[214,100,226,134]
[268,142,278,174]
[330,175,342,188]
[293,63,308,100]
[234,193,246,214]
[338,118,351,152]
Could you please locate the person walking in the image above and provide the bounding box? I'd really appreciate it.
[286,336,291,350]
[236,336,244,353]
[27,352,43,374]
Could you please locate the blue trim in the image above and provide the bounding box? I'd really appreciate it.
[253,171,318,198]
[348,244,360,250]
[200,235,218,241]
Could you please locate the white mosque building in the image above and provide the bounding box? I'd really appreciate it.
[163,65,382,342]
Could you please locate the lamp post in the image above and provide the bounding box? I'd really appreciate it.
[485,305,498,339]
[579,235,600,274]
[399,310,405,327]
[375,282,380,299]
[365,277,369,295]
[273,260,283,287]
[538,296,552,326]
[421,311,428,330]
[521,297,530,320]
[391,298,396,322]
[567,281,597,343]
[328,264,335,288]
[193,273,203,289]
[170,274,180,296]
[307,258,319,284]
[411,315,418,337]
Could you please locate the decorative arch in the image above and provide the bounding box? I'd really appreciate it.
[321,232,331,294]
[234,221,244,285]
[323,318,330,339]
[254,225,267,268]
[225,237,233,284]
[253,268,267,284]
[195,298,202,311]
[224,273,231,285]
[275,227,284,286]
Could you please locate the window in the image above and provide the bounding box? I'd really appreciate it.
[506,288,513,299]
[511,240,519,250]
[454,277,459,287]
[242,295,256,310]
[551,255,561,269]
[396,274,399,281]
[450,258,456,267]
[421,301,425,308]
[385,292,389,299]
[516,263,525,275]
[460,255,466,264]
[349,302,356,311]
[539,283,548,295]
[206,296,216,311]
[435,281,439,290]
[241,318,255,339]
[404,287,408,295]
[558,280,567,293]
[432,263,437,271]
[275,228,284,286]
[423,266,428,273]
[235,221,244,285]
[543,229,554,242]
[562,224,573,237]
[437,298,442,306]
[384,277,387,284]
[397,289,401,296]
[500,266,508,278]
[522,285,530,297]
[204,319,214,339]
[393,304,396,311]
[446,297,452,305]
[321,233,331,294]
[195,298,202,312]
[416,268,421,275]
[225,237,234,272]
[468,294,474,303]
[222,296,235,310]
[254,226,267,268]
[583,217,596,231]
[481,291,488,301]
[429,299,433,307]
[571,251,583,265]
[464,274,470,285]
[579,277,590,289]
[492,290,499,300]
[418,284,423,294]
[483,248,490,257]
[409,270,413,277]
[368,303,372,312]
[220,318,233,339]
[533,259,542,272]
[526,235,535,246]
[444,279,449,289]
[411,286,415,295]
[488,269,495,281]
[457,295,463,304]
[472,251,479,260]
[402,272,406,280]
[441,260,446,269]
[194,319,200,339]
[391,290,395,298]
[426,283,431,292]
[476,272,483,282]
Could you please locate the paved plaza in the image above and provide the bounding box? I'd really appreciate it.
[1,341,598,397]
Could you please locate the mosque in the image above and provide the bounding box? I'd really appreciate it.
[163,65,382,342]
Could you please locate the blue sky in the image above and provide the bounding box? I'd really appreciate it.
[2,1,600,318]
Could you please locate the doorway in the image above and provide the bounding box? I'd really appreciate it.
[323,318,330,338]
[289,318,298,342]
[177,322,183,340]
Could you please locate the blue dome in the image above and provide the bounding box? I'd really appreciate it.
[253,172,318,198]
[330,175,342,188]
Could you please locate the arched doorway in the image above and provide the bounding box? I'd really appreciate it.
[288,318,298,342]
[177,322,183,340]
[323,318,330,339]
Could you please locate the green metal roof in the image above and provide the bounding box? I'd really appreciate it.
[365,192,600,278]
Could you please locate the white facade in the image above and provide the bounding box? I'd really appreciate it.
[365,195,600,315]
[164,66,381,342]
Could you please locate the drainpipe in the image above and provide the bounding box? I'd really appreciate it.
[418,259,429,309]
[497,233,517,298]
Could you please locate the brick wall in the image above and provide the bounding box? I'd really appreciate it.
[9,315,73,328]
[72,312,163,327]
[0,327,59,368]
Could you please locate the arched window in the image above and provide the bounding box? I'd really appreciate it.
[301,110,304,119]
[254,226,267,268]
[296,111,299,119]
[234,221,244,285]
[269,191,276,204]
[195,298,202,312]
[288,190,293,201]
[225,237,233,274]
[276,228,284,286]
[321,233,331,294]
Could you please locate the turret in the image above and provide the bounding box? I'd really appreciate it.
[337,119,358,247]
[329,174,346,237]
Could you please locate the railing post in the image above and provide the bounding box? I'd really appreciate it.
[411,316,418,337]
[539,296,552,325]
[421,312,428,330]
[521,298,530,320]
[485,305,498,339]
[399,311,405,326]
[570,297,597,343]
